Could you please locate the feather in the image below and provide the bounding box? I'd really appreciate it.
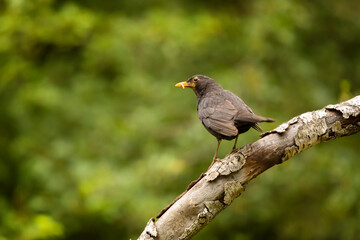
[252,123,263,132]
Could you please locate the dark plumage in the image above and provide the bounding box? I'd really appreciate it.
[175,74,275,165]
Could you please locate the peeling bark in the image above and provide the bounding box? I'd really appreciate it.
[138,96,360,240]
[139,218,157,239]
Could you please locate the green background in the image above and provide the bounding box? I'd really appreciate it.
[1,0,360,239]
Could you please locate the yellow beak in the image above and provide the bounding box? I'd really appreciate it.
[175,81,195,89]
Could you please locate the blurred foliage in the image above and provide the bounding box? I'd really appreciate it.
[0,0,360,239]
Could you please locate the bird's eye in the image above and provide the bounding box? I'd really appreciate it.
[193,77,199,82]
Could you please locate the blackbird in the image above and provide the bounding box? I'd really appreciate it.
[175,75,274,165]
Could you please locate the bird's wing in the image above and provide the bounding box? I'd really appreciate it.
[223,90,254,115]
[198,96,238,137]
[223,90,272,123]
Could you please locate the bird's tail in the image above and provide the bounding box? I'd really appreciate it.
[252,115,275,132]
[255,115,275,123]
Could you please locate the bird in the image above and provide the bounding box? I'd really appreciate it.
[175,74,275,167]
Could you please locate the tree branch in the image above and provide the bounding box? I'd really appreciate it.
[138,96,360,240]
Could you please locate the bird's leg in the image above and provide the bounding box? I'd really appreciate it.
[208,139,222,170]
[232,135,239,151]
[213,139,221,160]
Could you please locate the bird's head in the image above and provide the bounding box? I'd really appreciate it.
[175,75,220,96]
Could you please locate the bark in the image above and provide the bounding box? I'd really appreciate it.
[138,96,360,240]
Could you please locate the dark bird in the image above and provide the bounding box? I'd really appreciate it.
[175,74,275,166]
